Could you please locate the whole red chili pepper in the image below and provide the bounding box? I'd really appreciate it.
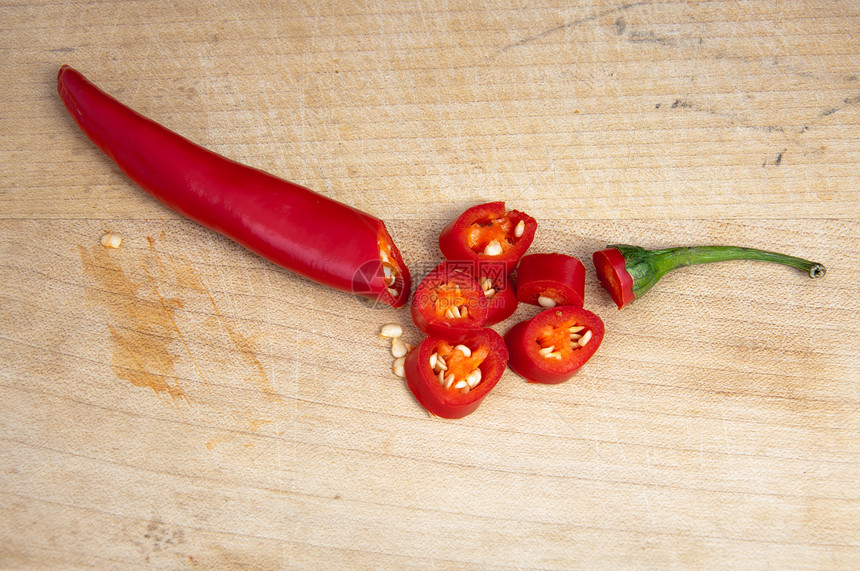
[504,306,604,384]
[515,253,585,309]
[57,65,410,307]
[593,244,826,309]
[439,202,537,277]
[404,329,509,418]
[411,262,488,338]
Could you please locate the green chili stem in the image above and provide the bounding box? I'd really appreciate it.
[658,246,826,279]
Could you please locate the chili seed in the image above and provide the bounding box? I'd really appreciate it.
[453,380,467,390]
[392,357,406,378]
[436,355,447,369]
[514,220,525,238]
[444,308,456,319]
[379,250,389,263]
[569,325,585,333]
[437,370,446,385]
[444,374,455,390]
[538,345,556,357]
[577,330,593,347]
[547,352,563,359]
[391,337,409,358]
[538,296,557,308]
[453,344,472,358]
[429,353,438,369]
[483,240,503,256]
[100,232,122,249]
[380,324,403,338]
[466,368,482,388]
[569,333,582,341]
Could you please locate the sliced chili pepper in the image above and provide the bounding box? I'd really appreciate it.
[404,329,509,418]
[515,253,585,309]
[477,273,518,325]
[504,306,604,384]
[439,202,537,277]
[411,262,488,338]
[593,244,826,309]
[57,65,410,307]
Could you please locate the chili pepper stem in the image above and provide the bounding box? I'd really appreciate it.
[609,244,826,303]
[658,246,826,278]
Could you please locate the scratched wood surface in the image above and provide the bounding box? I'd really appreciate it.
[1,0,858,568]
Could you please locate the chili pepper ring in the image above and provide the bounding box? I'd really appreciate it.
[58,65,410,307]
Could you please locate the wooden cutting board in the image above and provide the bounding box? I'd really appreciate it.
[2,1,858,568]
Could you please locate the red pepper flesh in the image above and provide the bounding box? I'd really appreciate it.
[404,329,509,418]
[504,306,604,384]
[439,202,537,277]
[516,253,586,308]
[57,65,410,307]
[592,248,637,309]
[411,262,488,339]
[479,273,518,325]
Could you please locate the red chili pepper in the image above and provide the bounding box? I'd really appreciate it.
[515,253,585,309]
[504,306,604,384]
[404,329,509,418]
[57,65,410,307]
[411,262,488,338]
[439,202,537,277]
[593,244,826,309]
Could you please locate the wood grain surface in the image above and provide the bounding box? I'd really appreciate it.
[1,1,858,568]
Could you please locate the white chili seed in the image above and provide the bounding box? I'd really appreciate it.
[392,357,406,378]
[453,380,467,390]
[466,368,482,388]
[484,288,496,298]
[449,305,461,319]
[379,250,389,263]
[537,295,557,308]
[391,337,409,358]
[483,239,503,256]
[480,277,493,291]
[444,374,455,390]
[547,352,563,360]
[453,344,472,358]
[577,329,593,347]
[100,233,122,249]
[387,287,399,297]
[538,345,556,357]
[436,355,447,369]
[444,308,456,319]
[514,220,525,238]
[380,323,403,338]
[429,352,438,369]
[569,325,585,333]
[569,333,582,341]
[438,370,446,385]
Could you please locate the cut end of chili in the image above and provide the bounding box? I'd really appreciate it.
[505,306,604,384]
[439,202,537,276]
[592,248,635,309]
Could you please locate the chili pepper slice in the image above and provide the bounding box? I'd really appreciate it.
[57,65,410,307]
[515,253,585,309]
[439,202,537,277]
[593,244,826,309]
[411,262,488,338]
[404,329,509,418]
[504,306,604,384]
